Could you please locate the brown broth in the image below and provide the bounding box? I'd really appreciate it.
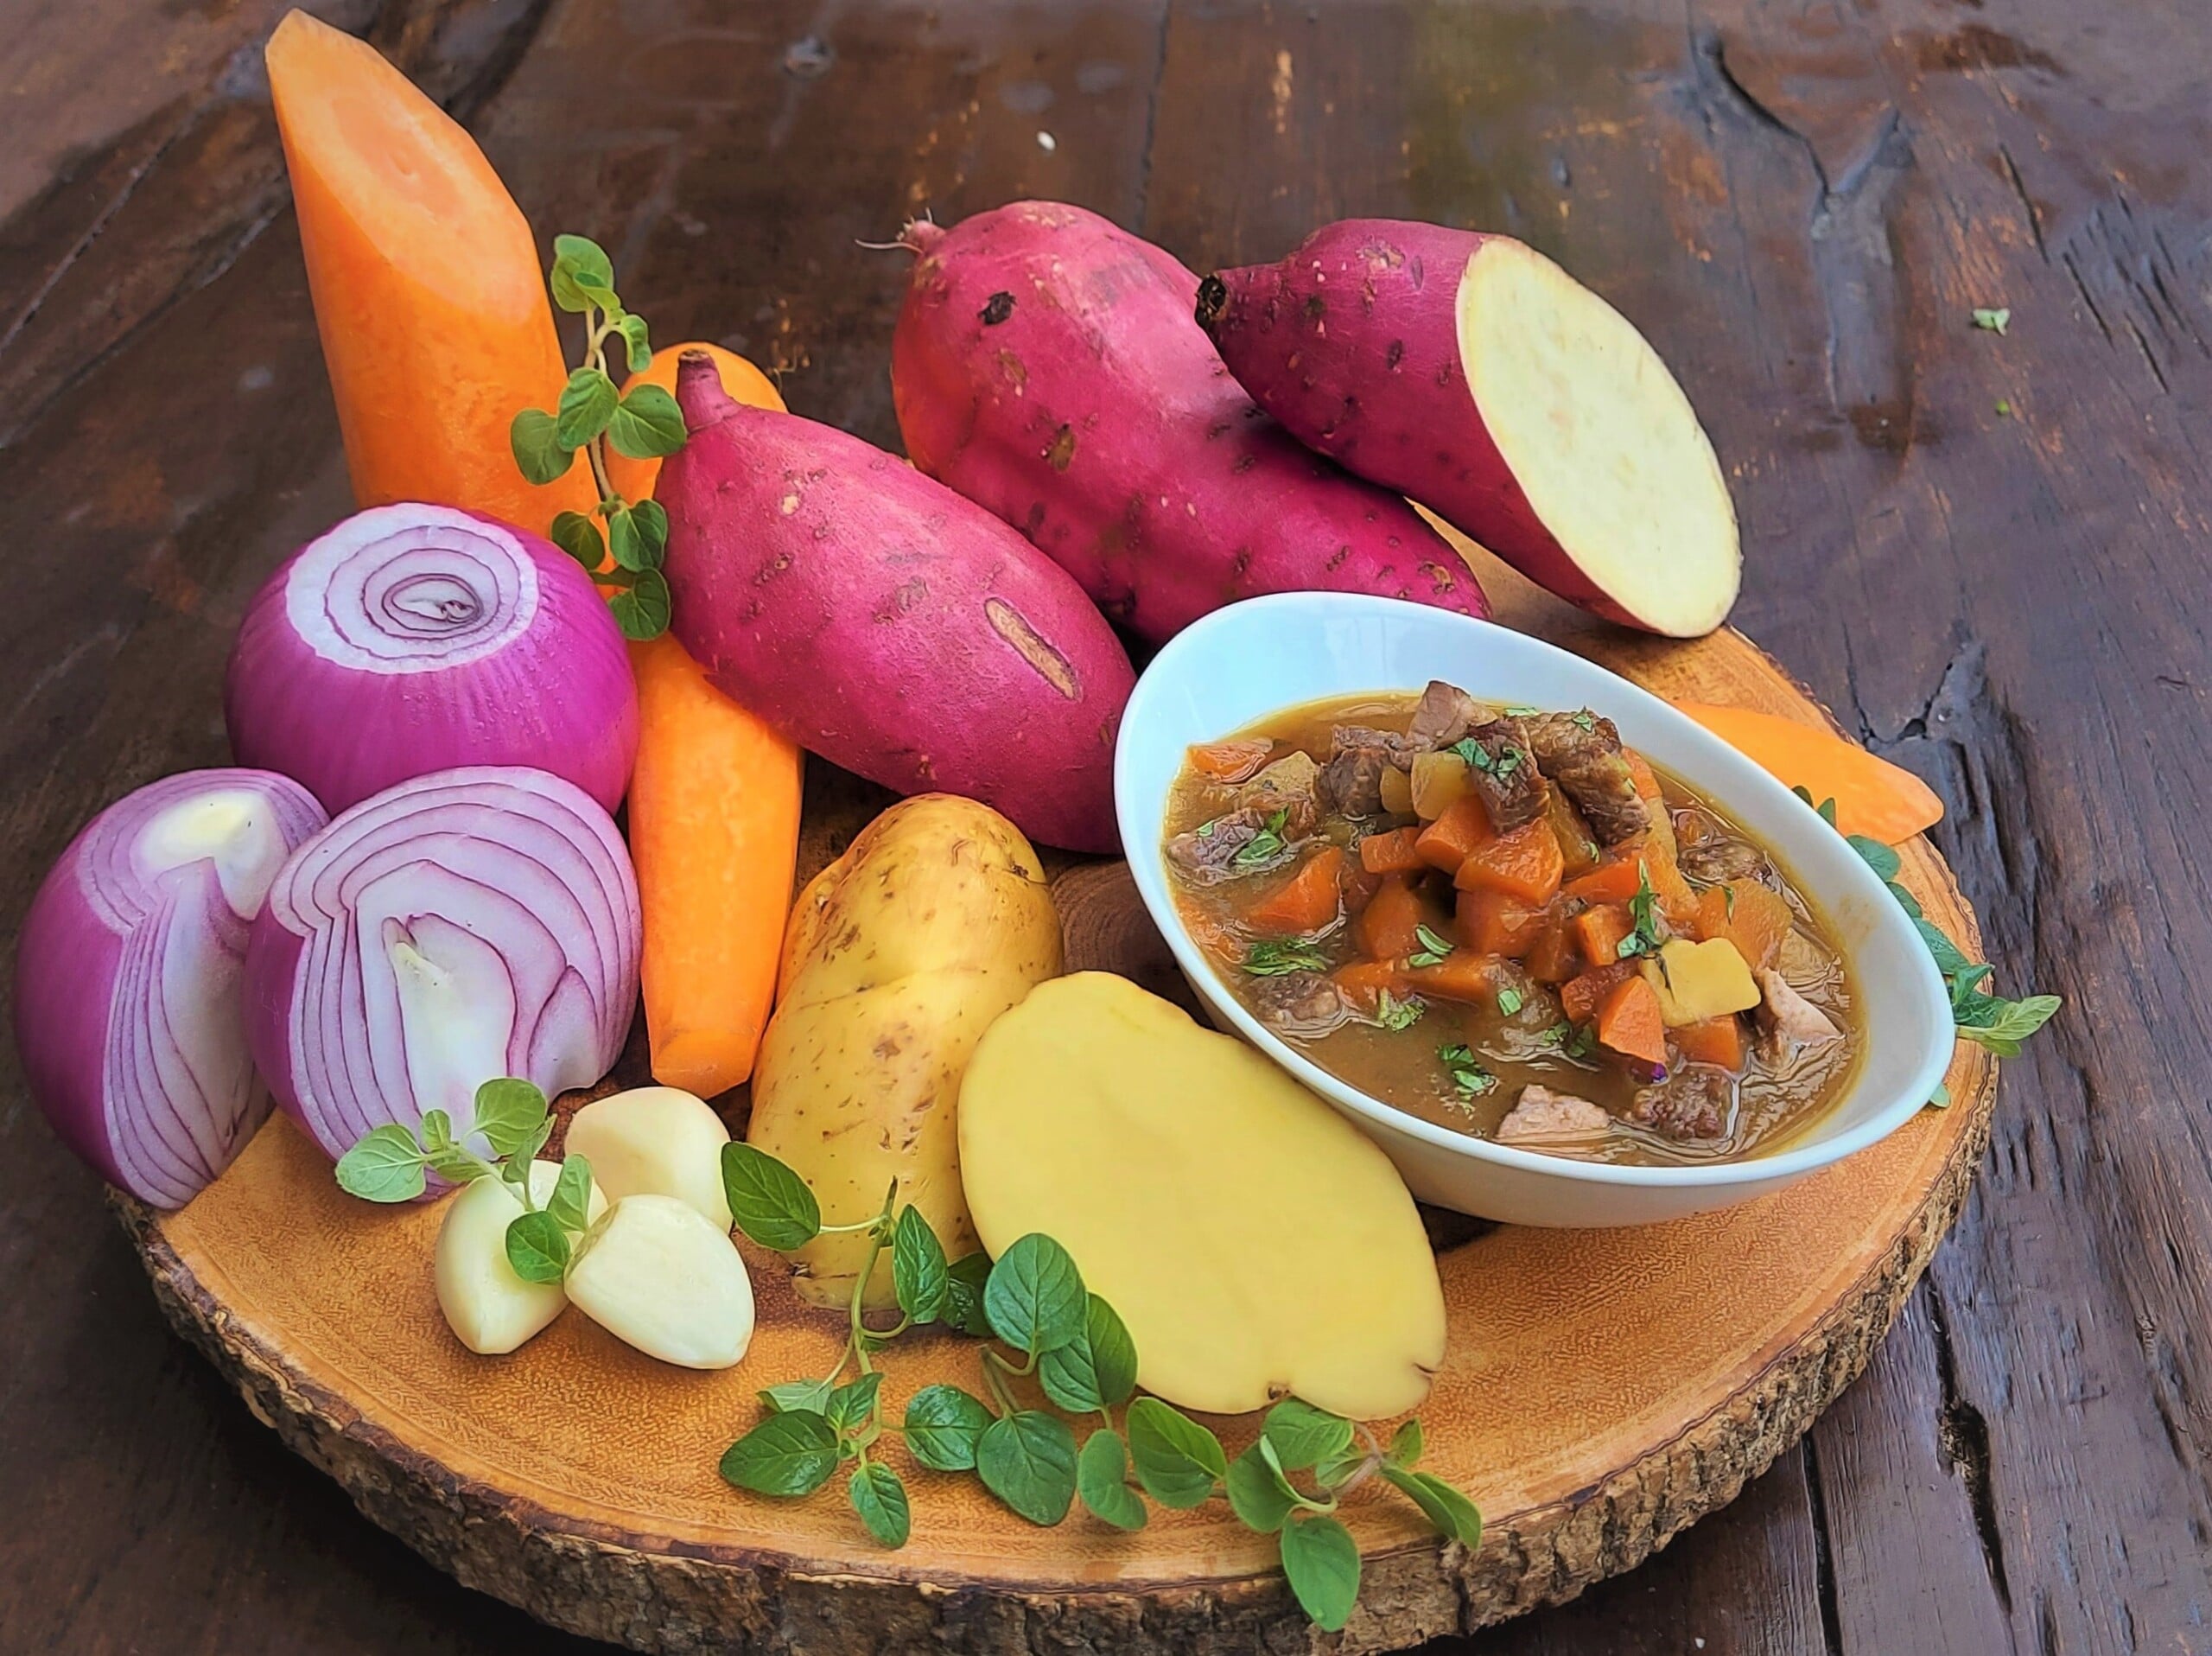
[1164,691,1863,1166]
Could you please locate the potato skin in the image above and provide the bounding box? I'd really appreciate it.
[659,354,1135,853]
[893,202,1485,643]
[1199,220,1660,631]
[747,796,1062,1309]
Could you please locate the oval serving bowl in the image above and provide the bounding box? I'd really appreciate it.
[1114,593,1955,1227]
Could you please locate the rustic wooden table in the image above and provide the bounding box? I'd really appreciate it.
[1,1,2200,1652]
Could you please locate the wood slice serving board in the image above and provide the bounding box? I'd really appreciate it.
[116,583,1997,1656]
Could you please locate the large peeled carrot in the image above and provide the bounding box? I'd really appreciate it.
[622,347,804,1095]
[1672,700,1943,844]
[266,12,590,534]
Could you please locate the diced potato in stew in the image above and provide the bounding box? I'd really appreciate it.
[1162,684,1860,1166]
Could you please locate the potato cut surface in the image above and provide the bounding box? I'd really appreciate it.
[958,972,1446,1419]
[1457,240,1740,636]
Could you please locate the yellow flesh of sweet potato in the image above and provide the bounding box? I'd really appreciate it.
[748,795,1062,1308]
[958,972,1446,1419]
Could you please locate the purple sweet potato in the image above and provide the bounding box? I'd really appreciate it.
[658,353,1135,854]
[891,201,1485,643]
[1197,220,1739,638]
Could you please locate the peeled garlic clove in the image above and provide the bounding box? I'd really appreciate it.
[565,1194,755,1370]
[564,1086,734,1231]
[434,1161,607,1355]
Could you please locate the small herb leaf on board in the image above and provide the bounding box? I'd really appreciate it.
[1279,1512,1362,1632]
[976,1411,1079,1525]
[902,1385,992,1472]
[721,1142,823,1250]
[760,1378,835,1417]
[1225,1443,1301,1532]
[848,1461,912,1547]
[942,1252,995,1337]
[825,1373,883,1436]
[1076,1429,1148,1531]
[1261,1398,1354,1472]
[1381,1465,1484,1547]
[983,1233,1087,1355]
[721,1410,842,1497]
[1126,1397,1227,1508]
[334,1124,427,1202]
[892,1206,950,1324]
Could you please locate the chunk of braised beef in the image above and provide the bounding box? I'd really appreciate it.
[1516,711,1648,844]
[1459,720,1549,831]
[1248,969,1355,1037]
[1238,751,1323,817]
[1497,1086,1611,1145]
[1166,811,1265,877]
[1629,1067,1733,1142]
[1754,968,1841,1055]
[1681,836,1770,886]
[1320,733,1394,817]
[1408,680,1484,750]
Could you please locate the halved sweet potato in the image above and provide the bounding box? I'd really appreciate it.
[1198,221,1739,636]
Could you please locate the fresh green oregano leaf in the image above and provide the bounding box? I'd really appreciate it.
[1076,1428,1147,1531]
[1388,1417,1424,1468]
[759,1378,836,1417]
[1225,1442,1301,1532]
[546,1154,594,1232]
[721,1142,822,1250]
[504,1209,570,1284]
[826,1372,883,1436]
[892,1206,950,1325]
[556,366,620,449]
[721,1410,841,1497]
[848,1460,911,1546]
[549,234,617,312]
[1261,1398,1354,1472]
[607,384,688,460]
[902,1384,992,1472]
[549,510,605,571]
[1381,1465,1483,1547]
[1279,1513,1361,1632]
[471,1079,550,1158]
[976,1411,1078,1525]
[334,1124,427,1202]
[942,1252,995,1338]
[508,407,573,487]
[983,1233,1087,1355]
[607,569,671,641]
[1126,1398,1226,1508]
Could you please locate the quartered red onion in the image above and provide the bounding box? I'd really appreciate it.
[224,502,639,816]
[244,765,641,1163]
[13,770,327,1207]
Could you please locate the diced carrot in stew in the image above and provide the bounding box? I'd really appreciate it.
[1332,959,1411,1010]
[1624,749,1664,802]
[1355,875,1428,961]
[1693,880,1793,971]
[1185,738,1273,782]
[1358,826,1427,876]
[1456,887,1545,958]
[1452,818,1565,906]
[1564,857,1645,905]
[1561,961,1637,1026]
[1243,845,1346,935]
[1405,952,1509,1006]
[1523,913,1580,984]
[1414,793,1493,873]
[1546,787,1604,877]
[1596,975,1668,1067]
[1674,1014,1746,1071]
[1641,836,1700,925]
[1573,902,1634,967]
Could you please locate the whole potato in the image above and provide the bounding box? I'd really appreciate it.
[748,794,1062,1308]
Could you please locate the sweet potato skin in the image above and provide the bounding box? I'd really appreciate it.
[893,202,1486,642]
[658,354,1135,853]
[1198,220,1643,630]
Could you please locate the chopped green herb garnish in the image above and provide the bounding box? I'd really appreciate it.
[1497,986,1523,1018]
[1243,939,1330,977]
[1196,819,1217,839]
[1723,882,1738,918]
[1790,785,1840,827]
[1540,1022,1599,1060]
[1615,863,1665,959]
[1493,747,1523,780]
[1503,704,1541,718]
[1374,990,1425,1031]
[1437,1042,1495,1097]
[1570,711,1598,734]
[1451,737,1492,773]
[1972,306,2010,334]
[1408,924,1454,968]
[1230,808,1292,868]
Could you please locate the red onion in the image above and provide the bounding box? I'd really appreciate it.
[13,770,327,1207]
[225,503,639,816]
[245,766,641,1163]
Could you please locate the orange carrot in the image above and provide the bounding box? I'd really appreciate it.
[1564,857,1644,905]
[628,636,803,1093]
[1675,1015,1745,1071]
[1624,749,1664,803]
[1693,880,1793,971]
[267,13,592,536]
[1332,959,1411,1010]
[1356,876,1429,961]
[618,350,804,1093]
[1573,902,1634,967]
[1561,962,1637,1026]
[1414,793,1493,873]
[1406,952,1508,1006]
[1358,826,1427,876]
[1596,975,1668,1067]
[606,342,785,504]
[1456,887,1544,958]
[1453,818,1565,906]
[1672,700,1944,844]
[1245,846,1347,935]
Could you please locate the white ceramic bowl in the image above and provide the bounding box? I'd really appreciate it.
[1114,593,1954,1227]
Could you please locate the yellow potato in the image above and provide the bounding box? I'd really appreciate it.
[958,972,1446,1419]
[748,794,1062,1309]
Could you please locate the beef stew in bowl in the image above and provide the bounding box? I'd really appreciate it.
[1162,680,1861,1165]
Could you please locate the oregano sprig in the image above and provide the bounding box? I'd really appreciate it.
[1789,786,2061,1075]
[333,1079,595,1283]
[510,234,686,641]
[714,1142,1484,1632]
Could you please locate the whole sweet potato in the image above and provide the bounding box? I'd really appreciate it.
[892,201,1485,642]
[658,353,1135,853]
[1198,220,1739,638]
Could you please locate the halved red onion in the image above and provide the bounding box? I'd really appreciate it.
[14,771,327,1207]
[224,503,639,816]
[244,766,641,1163]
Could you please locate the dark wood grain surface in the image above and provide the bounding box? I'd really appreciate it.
[0,1,2200,1652]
